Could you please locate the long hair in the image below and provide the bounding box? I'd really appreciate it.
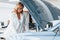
[13,2,24,13]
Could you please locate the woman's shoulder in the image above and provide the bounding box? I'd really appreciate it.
[23,11,29,17]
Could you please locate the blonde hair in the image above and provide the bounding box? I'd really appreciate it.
[17,2,24,8]
[13,2,24,13]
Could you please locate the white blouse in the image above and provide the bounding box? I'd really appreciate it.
[11,12,25,33]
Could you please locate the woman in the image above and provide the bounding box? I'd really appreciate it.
[11,2,28,33]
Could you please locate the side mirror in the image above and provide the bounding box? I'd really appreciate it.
[0,20,10,34]
[0,37,6,40]
[1,20,10,28]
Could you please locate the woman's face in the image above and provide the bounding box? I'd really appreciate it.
[17,5,23,13]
